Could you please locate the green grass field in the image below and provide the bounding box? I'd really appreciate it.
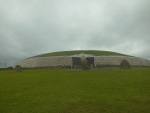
[31,50,128,58]
[0,68,150,113]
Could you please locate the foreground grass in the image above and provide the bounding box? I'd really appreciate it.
[0,68,150,113]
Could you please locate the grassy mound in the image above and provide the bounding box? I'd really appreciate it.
[31,50,129,58]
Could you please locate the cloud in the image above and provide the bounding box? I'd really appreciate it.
[0,0,150,66]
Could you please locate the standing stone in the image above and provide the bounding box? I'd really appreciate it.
[120,59,131,69]
[15,65,22,72]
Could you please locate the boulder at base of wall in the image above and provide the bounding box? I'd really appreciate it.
[81,60,90,70]
[120,59,131,69]
[15,65,22,72]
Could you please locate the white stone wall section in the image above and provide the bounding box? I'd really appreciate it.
[15,56,72,68]
[14,55,150,68]
[95,56,150,66]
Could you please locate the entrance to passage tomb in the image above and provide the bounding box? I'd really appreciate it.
[72,57,81,68]
[86,57,95,68]
[72,57,95,69]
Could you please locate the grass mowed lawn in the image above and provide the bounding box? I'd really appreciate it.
[0,68,150,113]
[32,50,128,58]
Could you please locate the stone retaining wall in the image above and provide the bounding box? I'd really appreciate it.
[95,56,150,66]
[15,56,72,68]
[14,56,150,68]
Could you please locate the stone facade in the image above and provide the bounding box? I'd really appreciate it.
[14,56,72,68]
[14,55,150,68]
[95,56,150,66]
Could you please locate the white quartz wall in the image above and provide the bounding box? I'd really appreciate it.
[14,56,150,68]
[15,56,72,68]
[95,56,150,66]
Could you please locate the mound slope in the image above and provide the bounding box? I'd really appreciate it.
[31,50,129,58]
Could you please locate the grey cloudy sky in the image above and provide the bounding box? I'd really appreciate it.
[0,0,150,66]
